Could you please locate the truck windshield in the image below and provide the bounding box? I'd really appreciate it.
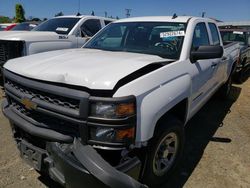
[84,22,186,59]
[33,18,80,35]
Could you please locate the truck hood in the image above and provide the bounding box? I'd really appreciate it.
[0,31,59,42]
[4,48,170,90]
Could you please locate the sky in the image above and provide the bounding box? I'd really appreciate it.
[0,0,250,21]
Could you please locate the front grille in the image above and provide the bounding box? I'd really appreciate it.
[4,70,90,140]
[12,101,80,136]
[0,40,24,66]
[6,79,80,111]
[0,43,7,63]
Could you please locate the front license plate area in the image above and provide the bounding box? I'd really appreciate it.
[19,141,45,171]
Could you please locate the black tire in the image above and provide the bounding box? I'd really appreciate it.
[217,73,232,99]
[236,67,249,84]
[141,115,184,188]
[236,59,250,84]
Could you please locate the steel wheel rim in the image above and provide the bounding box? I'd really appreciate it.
[153,132,178,176]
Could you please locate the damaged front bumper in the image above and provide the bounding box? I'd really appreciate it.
[2,99,147,188]
[47,140,147,188]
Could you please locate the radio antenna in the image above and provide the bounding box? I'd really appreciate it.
[202,12,206,17]
[125,9,132,18]
[172,13,178,19]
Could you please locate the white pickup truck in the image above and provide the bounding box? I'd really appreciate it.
[2,16,239,188]
[0,15,114,70]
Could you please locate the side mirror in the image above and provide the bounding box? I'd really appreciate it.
[85,37,91,42]
[190,46,223,63]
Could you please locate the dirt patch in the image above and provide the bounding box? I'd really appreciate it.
[0,78,249,188]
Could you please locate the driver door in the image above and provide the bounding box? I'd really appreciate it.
[189,22,216,117]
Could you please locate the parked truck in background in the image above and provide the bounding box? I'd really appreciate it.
[2,16,240,188]
[219,27,250,83]
[0,15,114,72]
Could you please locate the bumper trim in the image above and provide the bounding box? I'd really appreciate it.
[72,139,148,188]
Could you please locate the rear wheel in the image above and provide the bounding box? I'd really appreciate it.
[236,64,248,84]
[141,115,184,187]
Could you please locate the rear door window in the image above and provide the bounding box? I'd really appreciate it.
[208,23,220,45]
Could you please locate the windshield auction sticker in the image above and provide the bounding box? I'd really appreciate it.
[29,24,37,27]
[160,30,185,38]
[56,27,69,32]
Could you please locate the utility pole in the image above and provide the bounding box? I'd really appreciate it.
[77,0,81,15]
[125,9,132,18]
[104,11,107,18]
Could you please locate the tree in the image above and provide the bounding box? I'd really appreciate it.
[0,16,11,23]
[43,18,48,21]
[15,4,25,23]
[91,11,95,16]
[31,18,41,22]
[55,11,64,17]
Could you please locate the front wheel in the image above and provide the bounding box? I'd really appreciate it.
[141,115,184,187]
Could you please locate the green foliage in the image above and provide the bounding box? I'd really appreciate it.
[15,4,25,23]
[55,12,64,17]
[0,16,11,23]
[31,18,41,22]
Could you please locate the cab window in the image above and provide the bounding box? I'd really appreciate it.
[104,20,112,25]
[192,22,210,49]
[81,19,101,37]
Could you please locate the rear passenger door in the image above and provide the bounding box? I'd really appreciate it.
[207,22,225,88]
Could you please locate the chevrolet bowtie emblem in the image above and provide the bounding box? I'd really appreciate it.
[20,98,37,110]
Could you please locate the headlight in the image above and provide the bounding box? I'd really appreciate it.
[89,127,135,143]
[88,96,136,147]
[90,101,135,119]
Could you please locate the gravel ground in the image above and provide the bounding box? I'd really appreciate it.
[0,78,249,188]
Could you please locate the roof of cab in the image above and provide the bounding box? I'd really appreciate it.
[114,16,214,23]
[55,15,115,21]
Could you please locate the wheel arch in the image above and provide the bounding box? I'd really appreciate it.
[153,98,188,136]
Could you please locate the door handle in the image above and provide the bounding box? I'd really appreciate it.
[211,63,218,68]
